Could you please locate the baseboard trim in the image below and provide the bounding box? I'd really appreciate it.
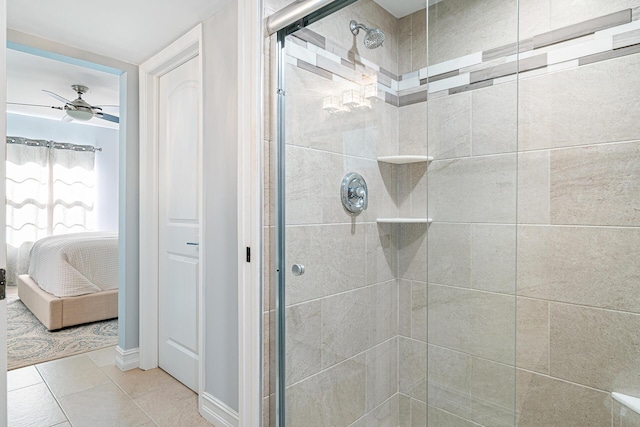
[200,392,239,427]
[115,346,139,371]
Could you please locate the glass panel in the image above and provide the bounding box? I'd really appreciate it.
[425,0,519,425]
[279,1,423,425]
[275,0,520,425]
[516,1,640,425]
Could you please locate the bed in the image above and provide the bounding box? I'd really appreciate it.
[17,232,119,330]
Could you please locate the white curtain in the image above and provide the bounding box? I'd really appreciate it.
[6,143,96,285]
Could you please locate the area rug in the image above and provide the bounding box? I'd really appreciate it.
[7,295,118,370]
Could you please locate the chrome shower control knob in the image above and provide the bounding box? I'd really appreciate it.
[341,172,368,215]
[291,264,305,276]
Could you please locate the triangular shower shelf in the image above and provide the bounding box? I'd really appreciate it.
[376,218,433,224]
[377,155,433,164]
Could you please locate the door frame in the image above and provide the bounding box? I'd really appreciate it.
[139,25,203,374]
[1,1,8,424]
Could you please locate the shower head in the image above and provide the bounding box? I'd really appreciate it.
[349,20,385,49]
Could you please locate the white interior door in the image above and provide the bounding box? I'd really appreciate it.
[158,55,201,392]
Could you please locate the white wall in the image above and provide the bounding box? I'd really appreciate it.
[203,0,239,413]
[6,112,119,232]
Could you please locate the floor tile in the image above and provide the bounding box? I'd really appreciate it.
[8,383,67,427]
[51,422,72,427]
[37,354,111,398]
[85,346,117,368]
[8,365,43,392]
[58,382,152,427]
[101,365,194,400]
[135,395,211,427]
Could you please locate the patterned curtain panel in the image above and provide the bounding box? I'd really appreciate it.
[5,144,96,285]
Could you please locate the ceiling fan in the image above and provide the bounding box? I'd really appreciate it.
[8,84,119,124]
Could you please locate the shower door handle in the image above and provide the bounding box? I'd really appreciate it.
[291,264,305,276]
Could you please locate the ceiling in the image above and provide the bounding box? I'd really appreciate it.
[374,0,443,18]
[6,0,230,129]
[7,0,231,65]
[7,49,120,129]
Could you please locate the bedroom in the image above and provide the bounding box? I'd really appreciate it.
[5,47,120,367]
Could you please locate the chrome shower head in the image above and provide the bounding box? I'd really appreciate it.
[349,20,385,49]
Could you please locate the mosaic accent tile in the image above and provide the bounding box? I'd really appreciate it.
[294,28,325,49]
[297,59,332,80]
[284,7,640,109]
[482,38,535,62]
[613,27,640,48]
[579,42,640,65]
[533,9,631,48]
[470,54,547,83]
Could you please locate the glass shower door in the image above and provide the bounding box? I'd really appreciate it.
[276,1,412,424]
[274,0,519,425]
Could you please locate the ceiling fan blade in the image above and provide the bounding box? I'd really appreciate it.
[43,89,73,104]
[97,113,119,124]
[7,102,63,110]
[62,114,74,123]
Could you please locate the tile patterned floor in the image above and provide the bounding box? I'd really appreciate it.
[7,346,212,427]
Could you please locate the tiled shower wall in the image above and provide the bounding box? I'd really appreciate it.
[263,0,640,426]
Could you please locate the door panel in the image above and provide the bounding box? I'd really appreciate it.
[158,54,200,392]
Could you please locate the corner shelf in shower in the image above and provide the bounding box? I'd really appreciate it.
[376,218,433,224]
[376,155,433,164]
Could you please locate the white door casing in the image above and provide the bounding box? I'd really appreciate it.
[157,54,201,392]
[139,25,202,387]
[0,0,8,424]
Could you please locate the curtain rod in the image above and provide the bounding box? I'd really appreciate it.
[6,136,102,152]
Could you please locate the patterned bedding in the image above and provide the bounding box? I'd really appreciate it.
[27,232,118,297]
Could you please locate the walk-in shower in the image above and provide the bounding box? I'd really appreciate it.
[265,0,640,425]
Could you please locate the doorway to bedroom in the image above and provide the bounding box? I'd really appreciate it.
[5,47,121,371]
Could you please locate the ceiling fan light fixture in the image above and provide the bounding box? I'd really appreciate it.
[66,108,93,121]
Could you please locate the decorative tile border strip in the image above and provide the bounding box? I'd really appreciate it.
[285,5,640,108]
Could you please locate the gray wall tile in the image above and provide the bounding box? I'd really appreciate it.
[471,224,516,294]
[471,82,518,156]
[428,0,519,64]
[411,282,427,342]
[428,284,516,364]
[366,223,397,286]
[519,53,640,150]
[533,9,631,48]
[322,282,397,369]
[549,0,637,30]
[550,141,640,226]
[428,154,517,223]
[613,400,640,427]
[365,339,398,411]
[428,406,476,427]
[286,355,367,426]
[399,337,427,402]
[427,92,471,159]
[516,298,549,374]
[518,151,551,224]
[470,358,515,426]
[516,369,612,427]
[550,303,640,394]
[428,345,472,419]
[286,223,366,305]
[518,225,640,312]
[399,280,412,338]
[398,103,427,156]
[398,223,428,281]
[427,223,471,288]
[286,301,322,385]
